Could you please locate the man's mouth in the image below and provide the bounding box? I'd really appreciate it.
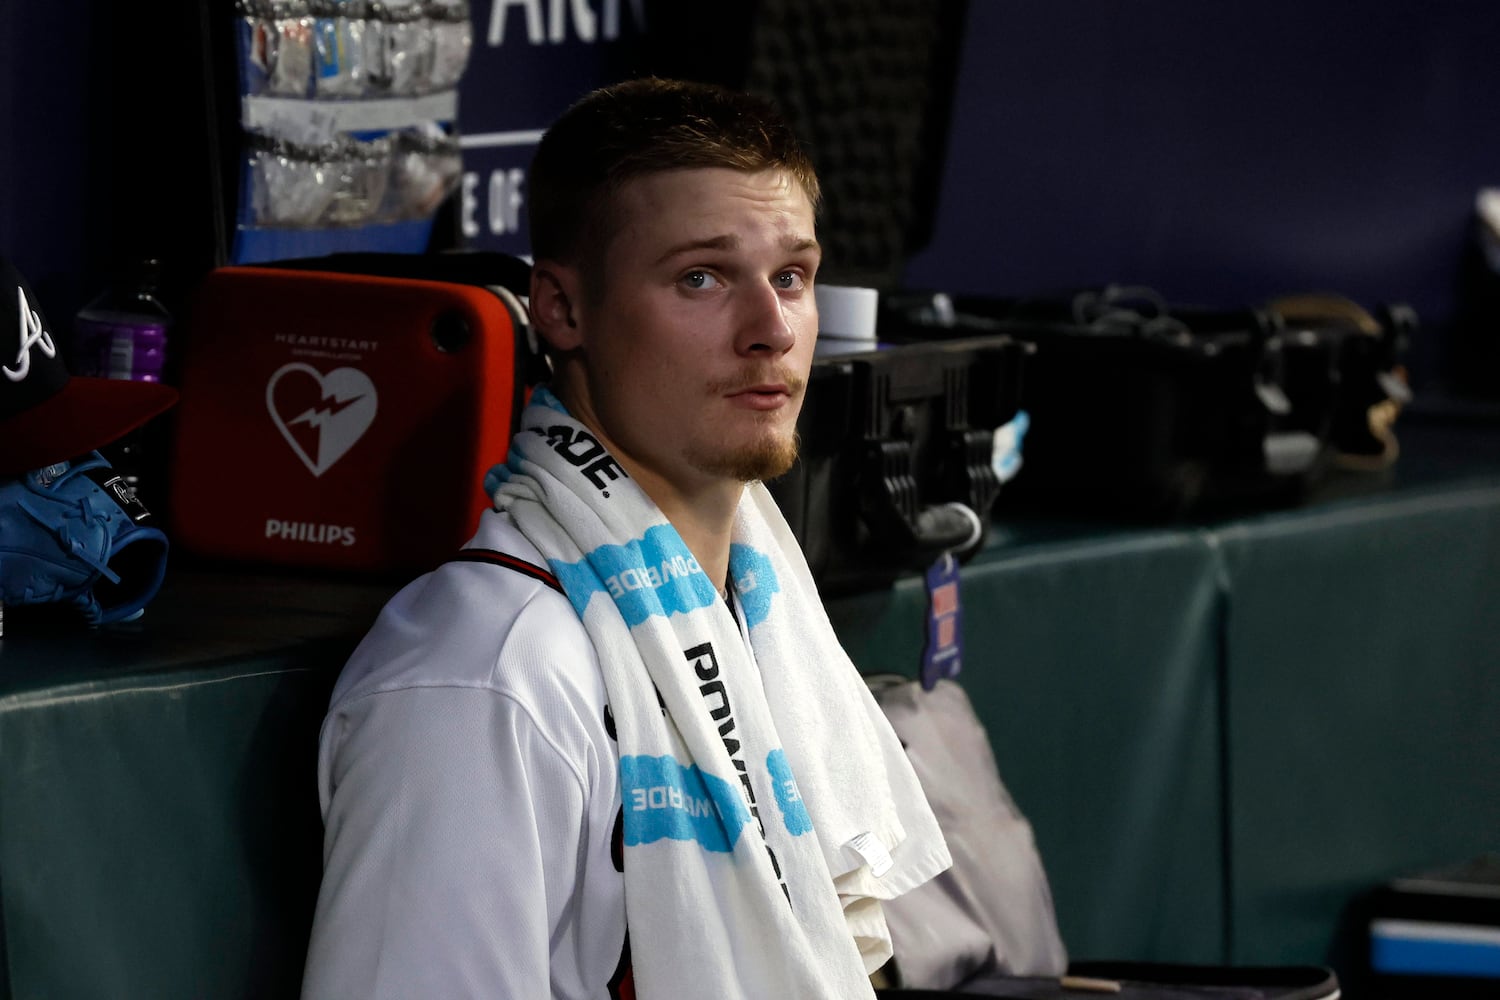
[726,385,791,411]
[715,371,806,400]
[730,383,790,398]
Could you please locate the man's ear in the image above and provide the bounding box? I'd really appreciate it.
[530,260,584,352]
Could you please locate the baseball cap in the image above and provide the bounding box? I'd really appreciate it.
[0,255,178,478]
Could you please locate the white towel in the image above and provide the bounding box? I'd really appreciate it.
[487,388,949,999]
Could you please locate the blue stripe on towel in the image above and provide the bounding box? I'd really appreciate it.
[552,525,718,624]
[766,749,813,836]
[729,544,780,629]
[620,755,751,853]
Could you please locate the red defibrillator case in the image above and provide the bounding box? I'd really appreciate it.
[170,257,535,573]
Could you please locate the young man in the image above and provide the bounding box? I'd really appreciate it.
[301,79,949,1000]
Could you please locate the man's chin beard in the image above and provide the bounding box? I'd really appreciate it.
[689,431,801,484]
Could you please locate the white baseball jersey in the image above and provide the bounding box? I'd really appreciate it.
[301,506,919,997]
[302,510,634,999]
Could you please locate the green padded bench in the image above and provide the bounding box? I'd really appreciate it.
[0,420,1495,996]
[0,576,390,998]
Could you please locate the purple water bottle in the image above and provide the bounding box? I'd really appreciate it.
[72,260,172,489]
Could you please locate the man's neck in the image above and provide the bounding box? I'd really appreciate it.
[553,378,741,593]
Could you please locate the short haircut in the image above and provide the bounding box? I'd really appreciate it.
[528,78,820,284]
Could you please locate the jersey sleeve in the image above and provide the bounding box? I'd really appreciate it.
[301,680,590,999]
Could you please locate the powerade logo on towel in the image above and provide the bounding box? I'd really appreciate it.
[553,525,718,624]
[728,543,779,629]
[619,755,750,852]
[766,750,813,836]
[532,422,627,496]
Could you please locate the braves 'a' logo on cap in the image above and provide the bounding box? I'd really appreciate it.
[4,286,56,383]
[265,363,378,477]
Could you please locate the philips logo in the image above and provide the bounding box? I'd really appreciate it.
[265,519,357,546]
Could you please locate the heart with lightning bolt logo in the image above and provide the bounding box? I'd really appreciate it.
[265,363,378,477]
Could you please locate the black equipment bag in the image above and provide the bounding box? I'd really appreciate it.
[1263,293,1414,473]
[767,335,1029,594]
[883,286,1412,518]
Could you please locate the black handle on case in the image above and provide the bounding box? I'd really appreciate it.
[907,502,984,560]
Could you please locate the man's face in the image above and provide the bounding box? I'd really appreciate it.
[565,167,821,492]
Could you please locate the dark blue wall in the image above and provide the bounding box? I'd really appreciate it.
[4,2,1498,385]
[1,3,109,322]
[903,2,1500,385]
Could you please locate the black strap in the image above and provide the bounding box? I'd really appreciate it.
[724,584,739,626]
[448,548,564,594]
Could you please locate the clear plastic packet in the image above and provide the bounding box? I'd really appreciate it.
[312,0,369,98]
[269,15,316,97]
[381,125,463,221]
[237,1,306,95]
[361,16,391,93]
[427,1,472,92]
[380,0,433,96]
[240,17,277,95]
[323,135,394,226]
[248,135,339,227]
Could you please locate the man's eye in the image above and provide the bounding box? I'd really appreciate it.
[774,271,805,291]
[681,271,721,290]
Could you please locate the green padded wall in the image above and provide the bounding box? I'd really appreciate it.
[0,576,385,1000]
[0,664,329,998]
[1217,478,1500,972]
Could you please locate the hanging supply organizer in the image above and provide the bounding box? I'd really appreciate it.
[232,0,472,263]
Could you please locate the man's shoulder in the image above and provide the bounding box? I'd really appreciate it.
[330,509,600,714]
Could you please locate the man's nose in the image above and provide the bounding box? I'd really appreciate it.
[735,281,797,355]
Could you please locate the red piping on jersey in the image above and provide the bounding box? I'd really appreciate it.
[448,548,564,594]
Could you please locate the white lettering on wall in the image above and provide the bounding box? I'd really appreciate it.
[461,172,481,238]
[487,0,544,46]
[486,0,645,47]
[488,168,527,235]
[549,0,596,43]
[461,168,530,238]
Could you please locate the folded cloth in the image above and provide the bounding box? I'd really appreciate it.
[487,387,950,1000]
